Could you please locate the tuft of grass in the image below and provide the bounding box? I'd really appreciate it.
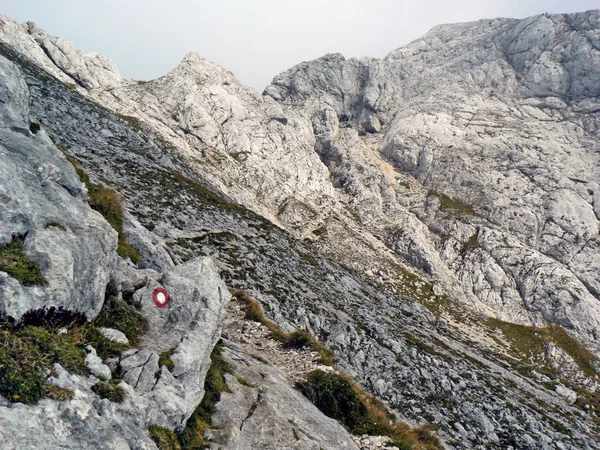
[149,425,182,450]
[178,342,232,448]
[283,330,314,349]
[91,381,125,402]
[45,222,67,231]
[0,293,148,404]
[428,190,479,218]
[62,152,141,265]
[0,325,87,403]
[46,386,74,401]
[93,296,148,344]
[297,370,369,431]
[18,326,88,375]
[298,370,442,450]
[283,330,335,366]
[460,232,479,254]
[159,347,176,372]
[231,289,335,366]
[82,327,129,360]
[0,236,45,286]
[489,319,599,378]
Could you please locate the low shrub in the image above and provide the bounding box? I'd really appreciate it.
[298,370,443,450]
[149,425,181,450]
[231,289,334,366]
[0,236,45,286]
[91,381,125,402]
[178,342,232,448]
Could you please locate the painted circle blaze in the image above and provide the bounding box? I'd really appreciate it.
[152,287,170,308]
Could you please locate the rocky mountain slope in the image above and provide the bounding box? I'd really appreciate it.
[0,9,599,450]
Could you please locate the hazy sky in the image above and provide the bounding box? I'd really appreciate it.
[3,1,599,90]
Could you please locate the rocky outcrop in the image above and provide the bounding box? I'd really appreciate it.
[208,340,359,450]
[0,53,116,320]
[3,12,600,353]
[264,11,600,350]
[124,257,231,428]
[0,251,231,449]
[1,9,600,449]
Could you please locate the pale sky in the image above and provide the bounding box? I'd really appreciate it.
[2,1,599,90]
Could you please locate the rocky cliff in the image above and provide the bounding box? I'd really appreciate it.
[0,9,599,450]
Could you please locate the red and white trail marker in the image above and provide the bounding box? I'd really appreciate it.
[152,287,170,308]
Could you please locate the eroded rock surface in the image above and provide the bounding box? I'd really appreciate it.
[2,11,598,354]
[1,10,600,449]
[207,340,359,450]
[0,54,116,320]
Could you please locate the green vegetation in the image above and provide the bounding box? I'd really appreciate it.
[179,343,232,449]
[159,347,176,372]
[45,222,67,231]
[115,113,144,129]
[0,325,86,403]
[460,232,479,254]
[490,319,599,378]
[0,236,45,286]
[82,327,129,360]
[29,122,40,134]
[46,386,75,401]
[91,381,125,402]
[93,296,148,344]
[297,370,369,430]
[62,152,141,265]
[149,425,182,450]
[428,190,479,218]
[283,330,335,365]
[0,295,147,404]
[231,289,334,365]
[298,370,442,450]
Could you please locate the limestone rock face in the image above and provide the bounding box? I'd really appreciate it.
[0,54,117,320]
[5,12,600,350]
[208,340,360,450]
[264,11,600,349]
[123,257,231,428]
[1,9,600,449]
[0,255,231,449]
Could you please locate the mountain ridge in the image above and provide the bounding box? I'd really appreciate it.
[0,9,599,449]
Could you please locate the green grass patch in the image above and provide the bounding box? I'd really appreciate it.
[159,347,176,372]
[45,222,67,231]
[429,190,479,218]
[0,236,45,286]
[283,330,335,366]
[231,289,335,366]
[46,386,75,401]
[0,291,148,404]
[62,152,141,265]
[82,327,129,360]
[0,325,87,403]
[93,296,148,344]
[298,370,442,450]
[178,342,232,449]
[91,380,125,402]
[460,232,479,254]
[149,425,182,450]
[489,319,599,378]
